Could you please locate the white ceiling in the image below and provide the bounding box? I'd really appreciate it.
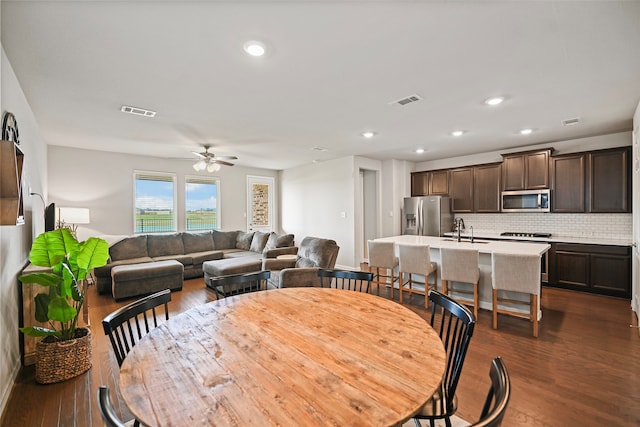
[2,1,640,170]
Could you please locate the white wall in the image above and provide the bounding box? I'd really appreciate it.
[48,146,279,240]
[0,47,48,416]
[281,156,356,268]
[381,159,413,237]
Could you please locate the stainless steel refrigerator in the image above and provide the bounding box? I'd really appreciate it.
[402,196,452,236]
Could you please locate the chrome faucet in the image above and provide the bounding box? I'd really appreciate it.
[454,217,465,242]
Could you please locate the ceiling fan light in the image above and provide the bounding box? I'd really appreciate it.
[193,160,206,171]
[206,163,221,172]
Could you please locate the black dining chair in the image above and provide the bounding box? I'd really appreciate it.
[102,288,171,367]
[413,289,476,427]
[317,269,374,293]
[97,386,130,427]
[207,270,270,298]
[470,357,511,427]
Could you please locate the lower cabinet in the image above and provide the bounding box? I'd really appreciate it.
[549,243,630,298]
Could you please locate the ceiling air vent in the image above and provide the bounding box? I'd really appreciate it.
[121,105,156,118]
[389,94,424,107]
[561,117,580,126]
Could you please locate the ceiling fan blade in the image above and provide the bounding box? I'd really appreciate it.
[212,155,238,160]
[212,159,235,166]
[191,151,206,159]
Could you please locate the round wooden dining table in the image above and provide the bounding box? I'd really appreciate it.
[119,287,446,427]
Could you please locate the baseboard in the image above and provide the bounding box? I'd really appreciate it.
[0,358,21,422]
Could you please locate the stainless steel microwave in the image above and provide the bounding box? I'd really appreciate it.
[501,189,551,212]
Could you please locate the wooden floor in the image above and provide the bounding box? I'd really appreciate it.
[2,277,640,426]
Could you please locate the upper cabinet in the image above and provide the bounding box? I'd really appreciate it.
[551,153,586,213]
[411,170,449,196]
[411,172,429,196]
[588,147,631,213]
[1,139,25,225]
[450,167,474,213]
[502,149,551,190]
[474,163,502,213]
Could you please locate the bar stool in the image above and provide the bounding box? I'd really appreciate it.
[397,243,437,307]
[440,247,480,320]
[491,252,541,337]
[366,240,399,298]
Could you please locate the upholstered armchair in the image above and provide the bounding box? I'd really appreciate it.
[262,236,340,289]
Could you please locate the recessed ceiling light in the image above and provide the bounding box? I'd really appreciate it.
[415,148,425,154]
[520,128,533,135]
[451,130,465,137]
[312,146,328,152]
[361,131,377,138]
[484,96,505,106]
[243,41,265,57]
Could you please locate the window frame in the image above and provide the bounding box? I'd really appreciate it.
[133,170,178,234]
[184,175,221,231]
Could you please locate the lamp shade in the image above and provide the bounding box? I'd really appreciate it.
[58,207,90,224]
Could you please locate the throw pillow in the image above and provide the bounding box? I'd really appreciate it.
[264,232,279,250]
[236,231,254,250]
[250,231,269,253]
[275,233,294,248]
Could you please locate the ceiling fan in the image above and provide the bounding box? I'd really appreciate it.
[191,145,238,172]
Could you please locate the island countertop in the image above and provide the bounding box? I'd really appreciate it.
[375,234,550,256]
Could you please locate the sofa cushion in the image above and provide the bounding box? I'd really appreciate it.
[250,231,269,253]
[190,250,224,265]
[225,250,260,259]
[264,232,295,250]
[153,254,193,266]
[110,235,148,261]
[182,231,215,253]
[296,257,318,268]
[236,231,254,250]
[213,230,239,250]
[148,233,185,258]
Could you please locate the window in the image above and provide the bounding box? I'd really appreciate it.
[134,172,177,233]
[185,176,219,231]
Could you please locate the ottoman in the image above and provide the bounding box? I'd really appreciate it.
[111,260,184,301]
[203,257,263,286]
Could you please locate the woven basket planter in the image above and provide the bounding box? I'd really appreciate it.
[35,327,92,384]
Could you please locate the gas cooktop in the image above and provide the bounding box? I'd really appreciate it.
[500,232,552,238]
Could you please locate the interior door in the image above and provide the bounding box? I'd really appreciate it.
[246,175,275,233]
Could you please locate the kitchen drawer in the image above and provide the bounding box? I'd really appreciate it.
[554,243,630,256]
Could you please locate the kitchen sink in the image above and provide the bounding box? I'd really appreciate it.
[441,238,489,244]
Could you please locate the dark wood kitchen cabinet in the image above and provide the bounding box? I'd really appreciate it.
[474,163,502,213]
[502,149,551,190]
[411,170,449,196]
[549,243,630,298]
[411,172,429,196]
[588,147,631,213]
[429,170,450,195]
[450,167,474,213]
[551,153,586,213]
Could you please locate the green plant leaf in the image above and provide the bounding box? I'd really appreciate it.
[76,237,109,270]
[34,293,52,323]
[59,263,74,299]
[19,326,59,338]
[18,272,60,287]
[28,229,78,268]
[47,296,76,323]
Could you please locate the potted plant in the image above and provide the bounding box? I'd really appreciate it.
[19,228,109,383]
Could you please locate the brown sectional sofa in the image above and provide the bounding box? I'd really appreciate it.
[94,230,295,296]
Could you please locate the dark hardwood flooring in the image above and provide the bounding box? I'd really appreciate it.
[2,277,640,426]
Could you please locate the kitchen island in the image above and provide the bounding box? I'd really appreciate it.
[374,235,550,318]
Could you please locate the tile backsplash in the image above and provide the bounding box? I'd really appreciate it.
[455,213,632,240]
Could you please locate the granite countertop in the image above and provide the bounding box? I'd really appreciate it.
[443,229,633,247]
[376,235,550,256]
